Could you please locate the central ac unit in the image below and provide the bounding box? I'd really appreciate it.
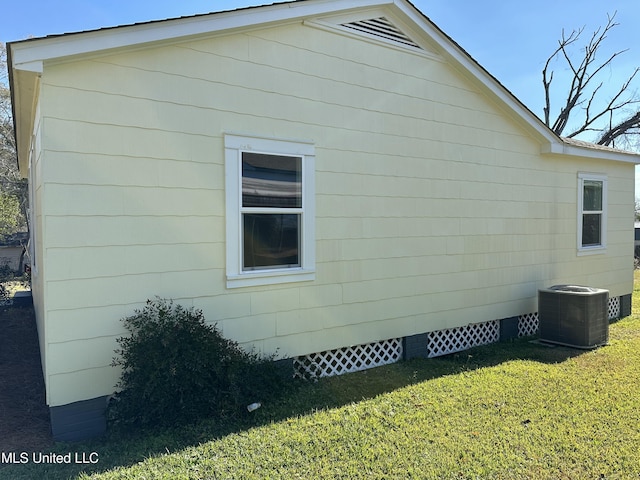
[538,285,609,349]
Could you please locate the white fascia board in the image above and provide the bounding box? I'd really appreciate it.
[9,0,392,67]
[540,142,565,155]
[540,137,640,163]
[560,143,640,164]
[10,60,43,73]
[11,69,40,177]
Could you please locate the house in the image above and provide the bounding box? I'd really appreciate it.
[0,231,28,273]
[8,0,639,441]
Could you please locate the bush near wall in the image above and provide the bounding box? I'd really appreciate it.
[0,263,29,305]
[109,298,292,429]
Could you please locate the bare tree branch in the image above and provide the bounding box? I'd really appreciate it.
[541,11,640,149]
[598,110,640,146]
[543,28,582,128]
[566,68,640,138]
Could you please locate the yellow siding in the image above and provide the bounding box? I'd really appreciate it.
[35,22,635,406]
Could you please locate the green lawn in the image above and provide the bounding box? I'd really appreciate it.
[3,277,640,479]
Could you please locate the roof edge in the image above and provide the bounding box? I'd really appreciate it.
[8,0,392,68]
[557,137,640,164]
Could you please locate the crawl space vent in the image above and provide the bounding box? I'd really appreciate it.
[293,338,403,379]
[341,17,422,49]
[427,320,499,358]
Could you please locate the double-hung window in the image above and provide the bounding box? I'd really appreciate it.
[225,134,315,288]
[577,173,607,254]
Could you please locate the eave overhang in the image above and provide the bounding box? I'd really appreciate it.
[546,137,640,164]
[6,45,41,178]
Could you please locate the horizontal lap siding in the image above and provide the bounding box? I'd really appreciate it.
[39,22,634,405]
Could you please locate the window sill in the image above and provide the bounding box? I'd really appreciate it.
[226,268,315,289]
[577,246,607,256]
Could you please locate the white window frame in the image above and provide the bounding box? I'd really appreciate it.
[224,133,315,288]
[577,172,607,255]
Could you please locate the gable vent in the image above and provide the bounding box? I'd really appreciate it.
[341,17,422,50]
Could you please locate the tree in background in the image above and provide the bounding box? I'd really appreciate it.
[542,12,639,150]
[0,42,28,240]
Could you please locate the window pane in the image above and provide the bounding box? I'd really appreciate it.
[583,180,602,211]
[242,153,302,208]
[243,214,300,270]
[582,213,602,246]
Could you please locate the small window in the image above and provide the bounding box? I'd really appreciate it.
[225,134,315,288]
[242,152,302,271]
[578,173,607,254]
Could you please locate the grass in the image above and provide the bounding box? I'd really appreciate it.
[4,280,29,295]
[3,277,640,479]
[1,277,30,299]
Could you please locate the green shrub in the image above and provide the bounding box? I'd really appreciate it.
[0,263,17,304]
[109,298,290,428]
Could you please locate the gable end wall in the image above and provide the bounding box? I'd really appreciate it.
[33,20,635,410]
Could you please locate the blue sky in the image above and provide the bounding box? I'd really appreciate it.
[3,0,639,187]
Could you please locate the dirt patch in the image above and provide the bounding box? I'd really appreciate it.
[0,306,53,456]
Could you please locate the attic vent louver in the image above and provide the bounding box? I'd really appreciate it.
[341,17,422,50]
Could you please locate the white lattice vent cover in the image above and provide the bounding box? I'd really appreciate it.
[518,312,539,337]
[427,320,499,358]
[608,296,620,320]
[293,338,403,380]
